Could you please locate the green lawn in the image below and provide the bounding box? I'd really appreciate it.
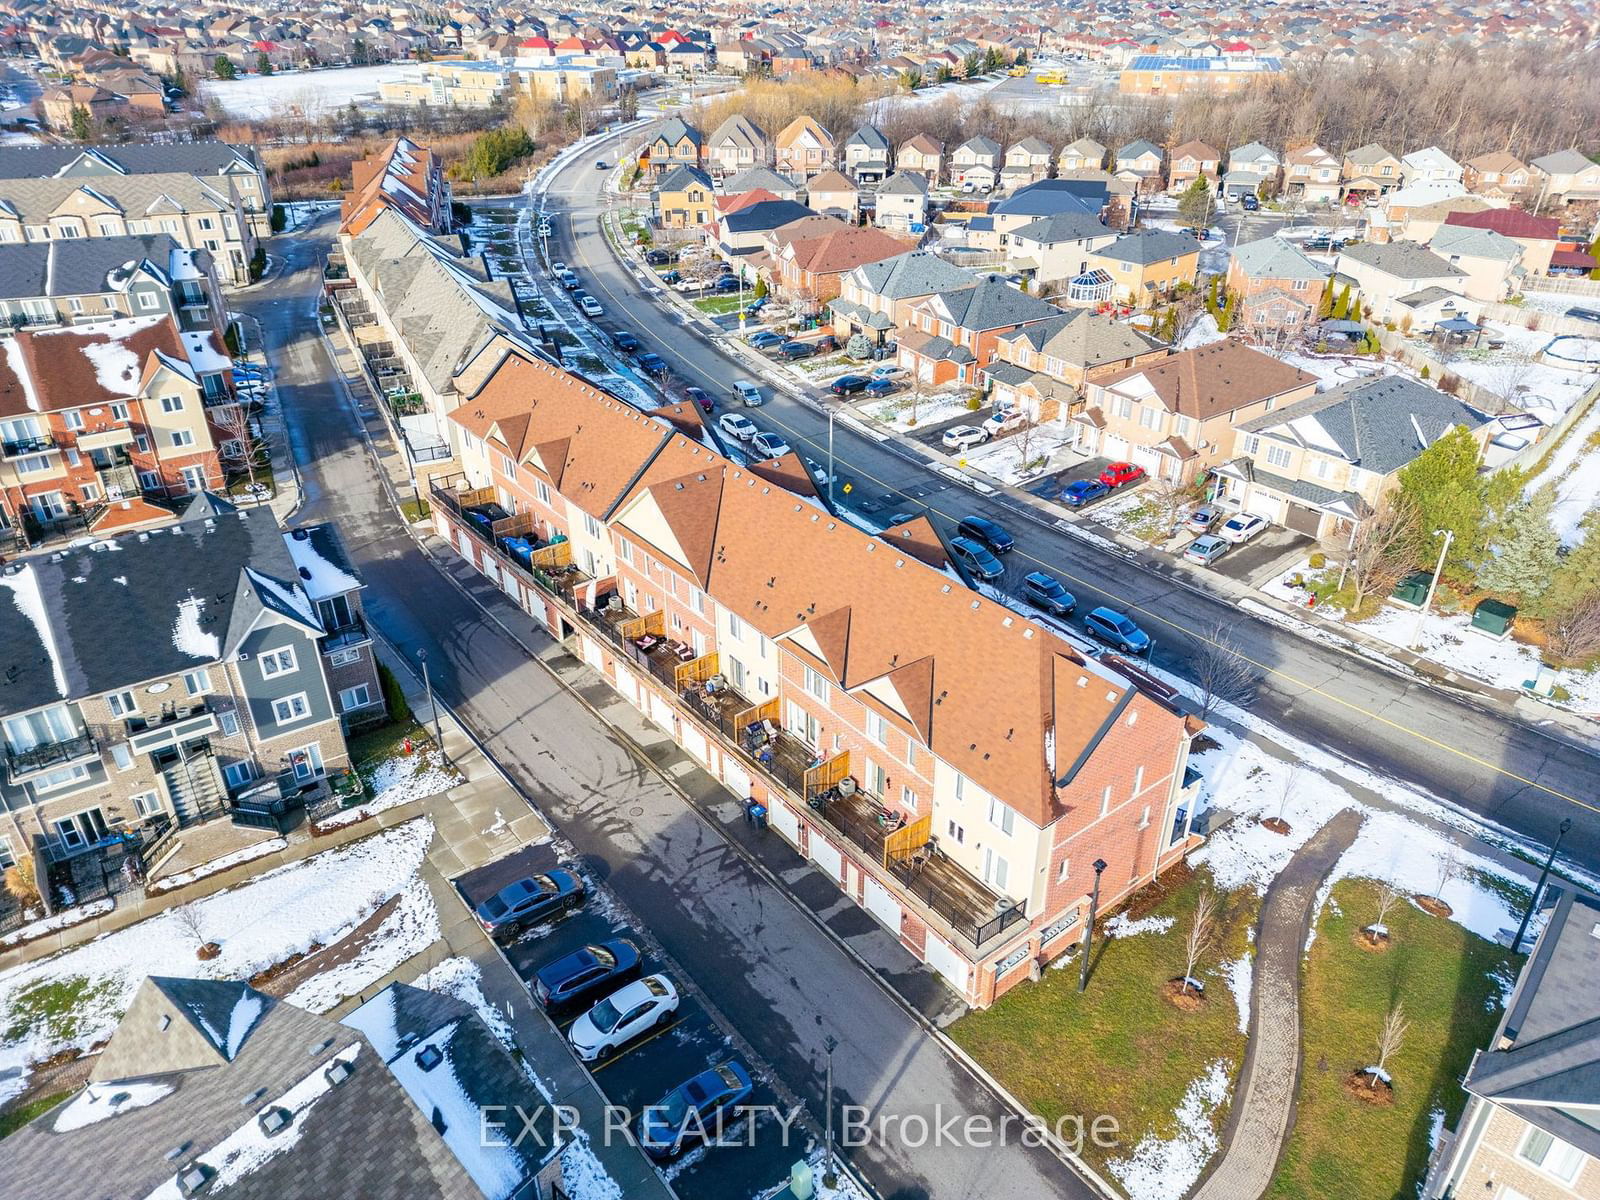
[0,1090,69,1139]
[692,295,746,316]
[1265,878,1519,1200]
[950,866,1256,1175]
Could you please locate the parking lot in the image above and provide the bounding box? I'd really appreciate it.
[455,846,802,1200]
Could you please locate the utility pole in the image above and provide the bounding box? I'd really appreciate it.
[1078,858,1108,993]
[823,1034,838,1182]
[418,647,448,767]
[1513,817,1572,954]
[1410,528,1454,650]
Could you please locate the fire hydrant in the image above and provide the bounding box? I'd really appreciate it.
[402,737,414,755]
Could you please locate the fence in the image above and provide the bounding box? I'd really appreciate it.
[1497,379,1600,476]
[1479,301,1600,338]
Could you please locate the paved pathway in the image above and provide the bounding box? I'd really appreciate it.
[1192,808,1364,1200]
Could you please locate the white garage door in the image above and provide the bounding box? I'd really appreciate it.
[680,725,709,765]
[1131,444,1162,472]
[723,761,751,800]
[582,636,605,673]
[770,799,800,844]
[1101,434,1128,460]
[615,669,640,711]
[648,692,675,733]
[863,876,902,933]
[810,834,844,882]
[1243,488,1282,521]
[924,932,971,996]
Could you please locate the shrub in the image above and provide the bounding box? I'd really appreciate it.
[1420,364,1430,379]
[269,204,286,233]
[248,246,266,281]
[223,322,241,357]
[846,333,873,361]
[378,662,412,725]
[967,391,984,411]
[1309,551,1327,569]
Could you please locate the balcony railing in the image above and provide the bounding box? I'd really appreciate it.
[5,730,99,782]
[1,432,55,458]
[322,618,371,653]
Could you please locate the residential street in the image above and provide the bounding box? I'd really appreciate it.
[242,224,1095,1200]
[530,125,1600,872]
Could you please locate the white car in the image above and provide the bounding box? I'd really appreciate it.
[578,294,603,317]
[751,430,792,458]
[942,425,989,451]
[870,364,906,380]
[1217,513,1268,544]
[568,975,679,1062]
[982,410,1026,439]
[719,412,758,441]
[550,260,567,275]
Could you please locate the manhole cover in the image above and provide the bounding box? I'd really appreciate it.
[630,806,645,817]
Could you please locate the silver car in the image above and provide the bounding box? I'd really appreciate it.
[1183,534,1231,566]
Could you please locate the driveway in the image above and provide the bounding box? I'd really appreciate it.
[1207,528,1315,587]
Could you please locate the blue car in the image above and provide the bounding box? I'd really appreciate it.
[638,1062,754,1159]
[532,938,641,1012]
[637,352,668,375]
[1084,606,1151,654]
[1060,479,1110,508]
[474,870,585,943]
[714,275,741,293]
[948,535,1004,582]
[864,377,898,396]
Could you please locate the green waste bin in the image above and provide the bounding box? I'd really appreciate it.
[1392,570,1432,607]
[1471,598,1516,638]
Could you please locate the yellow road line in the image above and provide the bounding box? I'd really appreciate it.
[589,1018,686,1072]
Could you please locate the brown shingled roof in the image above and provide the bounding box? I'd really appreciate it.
[1095,340,1317,421]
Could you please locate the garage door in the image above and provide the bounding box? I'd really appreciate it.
[810,834,844,882]
[723,761,751,800]
[1102,435,1128,459]
[1243,488,1281,521]
[648,692,675,733]
[770,799,800,844]
[863,875,902,933]
[582,636,605,673]
[1130,444,1162,472]
[924,932,971,996]
[1285,502,1322,536]
[615,669,640,711]
[680,725,709,765]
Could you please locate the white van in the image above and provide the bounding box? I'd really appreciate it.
[732,380,764,407]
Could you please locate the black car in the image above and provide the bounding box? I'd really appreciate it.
[474,870,585,942]
[779,340,816,359]
[956,515,1015,554]
[661,270,682,285]
[1022,571,1076,617]
[532,939,642,1012]
[829,375,871,395]
[644,249,677,266]
[885,510,919,527]
[638,352,668,375]
[1567,306,1600,325]
[611,330,642,353]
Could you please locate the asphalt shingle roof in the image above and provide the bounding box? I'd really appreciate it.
[1009,212,1111,244]
[0,141,259,181]
[1339,240,1465,279]
[0,233,182,300]
[1097,229,1201,266]
[847,249,973,299]
[1231,236,1331,283]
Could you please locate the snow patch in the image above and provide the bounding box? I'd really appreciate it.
[0,899,112,948]
[1107,1059,1233,1200]
[1105,913,1175,939]
[148,838,286,894]
[285,875,441,1013]
[0,563,69,696]
[171,593,220,660]
[1222,953,1253,1035]
[51,1080,175,1131]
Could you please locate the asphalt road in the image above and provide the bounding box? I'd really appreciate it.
[535,125,1600,872]
[243,222,1096,1200]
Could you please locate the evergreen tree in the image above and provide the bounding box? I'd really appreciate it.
[1544,511,1600,619]
[1333,283,1351,320]
[1177,177,1214,232]
[171,64,188,95]
[213,56,236,80]
[1397,424,1487,579]
[256,52,273,76]
[1478,485,1560,600]
[1218,291,1240,332]
[69,105,91,141]
[1317,281,1334,319]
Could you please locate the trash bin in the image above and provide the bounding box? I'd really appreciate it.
[1391,570,1432,607]
[1471,598,1517,639]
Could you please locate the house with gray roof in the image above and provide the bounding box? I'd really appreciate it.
[830,249,975,343]
[842,124,892,183]
[897,275,1059,385]
[1089,229,1202,302]
[0,976,567,1200]
[1217,374,1489,538]
[1113,140,1164,191]
[987,309,1168,423]
[951,136,1002,190]
[1335,240,1469,323]
[873,171,929,232]
[1529,148,1600,207]
[0,234,226,334]
[1226,235,1331,333]
[1003,210,1116,285]
[1425,889,1600,1199]
[721,165,802,203]
[1427,222,1526,302]
[646,116,702,179]
[703,114,770,177]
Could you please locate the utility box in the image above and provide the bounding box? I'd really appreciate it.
[1391,570,1432,607]
[1471,598,1517,640]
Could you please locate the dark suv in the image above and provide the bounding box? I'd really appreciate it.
[956,515,1015,554]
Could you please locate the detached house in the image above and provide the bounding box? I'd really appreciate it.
[986,310,1167,425]
[875,172,930,232]
[1283,145,1341,204]
[646,116,703,179]
[653,165,715,229]
[1058,138,1107,173]
[805,169,859,223]
[898,134,944,183]
[1167,141,1220,193]
[1335,240,1468,324]
[1427,223,1525,303]
[1089,229,1201,303]
[1218,375,1489,539]
[952,136,1003,190]
[842,125,892,184]
[1341,143,1403,199]
[1463,152,1532,201]
[1113,140,1164,192]
[1224,141,1280,199]
[775,115,836,181]
[1077,341,1318,482]
[1002,212,1116,286]
[771,223,908,305]
[829,249,975,346]
[897,275,1060,386]
[1529,149,1600,209]
[1001,138,1054,191]
[1401,146,1464,187]
[1444,207,1561,276]
[704,114,771,177]
[1226,236,1330,333]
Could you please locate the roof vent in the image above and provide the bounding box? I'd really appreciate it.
[240,1087,267,1107]
[415,1044,444,1072]
[175,1163,213,1196]
[324,1059,353,1087]
[298,567,311,581]
[164,1142,191,1163]
[1077,676,1088,688]
[306,1037,335,1057]
[941,584,951,593]
[257,1106,292,1137]
[291,528,310,540]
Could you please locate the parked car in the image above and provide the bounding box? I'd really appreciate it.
[1565,306,1600,325]
[533,939,641,1012]
[594,160,608,170]
[732,380,764,407]
[474,870,585,942]
[644,249,676,266]
[637,352,668,375]
[747,331,785,350]
[1022,571,1076,617]
[941,425,989,451]
[813,334,838,353]
[1184,504,1222,535]
[560,272,581,291]
[829,375,872,395]
[1098,461,1146,488]
[870,364,906,380]
[956,515,1015,554]
[982,410,1026,439]
[568,974,680,1062]
[1217,513,1268,544]
[714,275,741,293]
[864,377,898,396]
[719,412,758,441]
[885,510,919,527]
[637,1062,754,1159]
[751,430,792,458]
[948,535,1004,582]
[1084,607,1151,654]
[684,386,712,413]
[550,261,568,275]
[578,294,603,317]
[1302,235,1332,251]
[610,330,641,353]
[1240,193,1260,211]
[1183,534,1231,566]
[779,340,816,359]
[1059,479,1110,507]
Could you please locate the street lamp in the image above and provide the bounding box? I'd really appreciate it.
[822,1034,838,1183]
[1410,528,1454,650]
[418,647,448,767]
[1512,817,1573,954]
[1078,858,1108,993]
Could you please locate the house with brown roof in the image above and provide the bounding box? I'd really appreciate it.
[771,222,910,306]
[1341,143,1403,199]
[339,137,452,236]
[898,133,944,183]
[804,169,859,223]
[1166,141,1220,194]
[1463,151,1532,202]
[774,115,836,180]
[1283,145,1341,204]
[1075,340,1318,482]
[986,310,1167,425]
[428,348,1200,1008]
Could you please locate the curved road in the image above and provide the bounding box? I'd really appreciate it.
[539,125,1600,872]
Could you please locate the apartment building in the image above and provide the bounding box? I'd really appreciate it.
[0,507,359,872]
[1425,889,1600,1200]
[0,236,226,334]
[1118,53,1284,96]
[427,351,1201,1007]
[0,314,238,548]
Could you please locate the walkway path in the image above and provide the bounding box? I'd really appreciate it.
[1192,808,1364,1200]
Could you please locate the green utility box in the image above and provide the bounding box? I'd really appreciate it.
[1471,598,1517,639]
[1392,570,1432,607]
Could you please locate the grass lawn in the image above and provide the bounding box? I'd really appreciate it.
[693,295,746,316]
[347,719,429,774]
[1264,878,1519,1200]
[398,496,431,523]
[950,865,1256,1176]
[0,1090,69,1139]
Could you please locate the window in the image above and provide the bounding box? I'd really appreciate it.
[62,409,84,431]
[989,798,1015,835]
[339,684,373,711]
[618,538,633,565]
[946,819,965,845]
[63,448,79,468]
[219,709,240,737]
[1100,785,1112,817]
[1058,859,1070,883]
[1133,766,1145,796]
[138,291,160,310]
[183,669,211,696]
[1265,444,1293,470]
[535,480,551,504]
[900,784,917,812]
[111,743,135,771]
[34,763,93,795]
[689,588,706,616]
[107,690,138,717]
[271,693,311,726]
[1519,1128,1583,1184]
[170,429,195,449]
[223,761,257,790]
[329,648,361,667]
[259,647,297,678]
[1243,434,1260,456]
[139,470,161,491]
[160,395,184,413]
[727,612,743,639]
[1138,405,1160,430]
[802,666,830,703]
[582,513,603,539]
[1139,805,1151,829]
[13,453,53,475]
[865,711,889,746]
[135,434,151,454]
[132,791,163,819]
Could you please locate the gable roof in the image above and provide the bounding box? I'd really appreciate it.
[992,178,1106,219]
[655,164,713,193]
[1170,140,1220,162]
[1116,139,1162,160]
[1097,340,1317,420]
[916,275,1060,332]
[846,249,974,299]
[0,314,207,417]
[1009,211,1112,245]
[784,224,907,276]
[0,141,259,181]
[1428,222,1523,263]
[707,113,767,150]
[1339,239,1464,279]
[653,116,701,148]
[998,308,1165,368]
[1230,235,1331,283]
[878,172,929,197]
[1097,229,1201,266]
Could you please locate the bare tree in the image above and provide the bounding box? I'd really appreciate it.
[171,904,212,957]
[1366,1001,1410,1089]
[1190,619,1258,720]
[1179,888,1217,995]
[1484,349,1538,414]
[1366,881,1403,943]
[213,401,265,499]
[1141,476,1194,543]
[1547,590,1600,665]
[1340,495,1424,609]
[1432,846,1463,905]
[1274,764,1301,827]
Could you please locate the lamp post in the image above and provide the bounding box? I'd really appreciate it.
[1512,817,1572,954]
[1078,858,1108,993]
[822,1034,839,1183]
[1410,528,1454,650]
[418,647,448,767]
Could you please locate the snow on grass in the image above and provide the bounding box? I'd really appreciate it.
[321,742,458,830]
[1441,348,1592,420]
[284,875,441,1012]
[200,63,426,120]
[1179,313,1224,349]
[1107,1059,1232,1200]
[1222,953,1253,1035]
[148,838,287,895]
[956,424,1075,484]
[1533,393,1600,546]
[0,819,435,1091]
[860,391,973,432]
[0,899,113,948]
[1105,913,1175,939]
